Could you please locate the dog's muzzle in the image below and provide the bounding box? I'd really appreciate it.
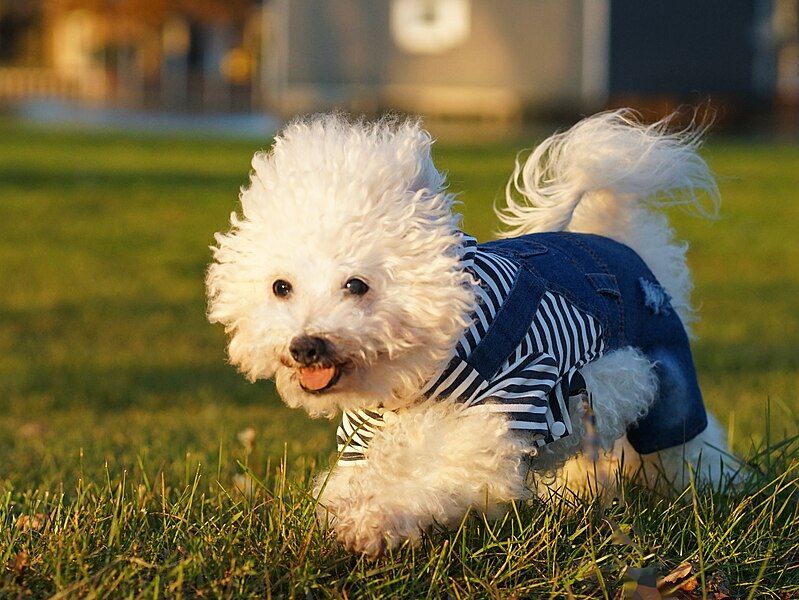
[289,335,342,392]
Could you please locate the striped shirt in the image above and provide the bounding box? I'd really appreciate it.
[336,235,605,465]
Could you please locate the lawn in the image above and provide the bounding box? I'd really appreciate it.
[0,122,797,598]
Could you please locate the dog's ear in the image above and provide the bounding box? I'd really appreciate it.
[409,148,446,196]
[398,125,446,197]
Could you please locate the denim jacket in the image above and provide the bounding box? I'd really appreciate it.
[479,232,708,454]
[336,232,708,464]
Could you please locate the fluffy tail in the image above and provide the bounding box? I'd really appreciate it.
[498,109,720,329]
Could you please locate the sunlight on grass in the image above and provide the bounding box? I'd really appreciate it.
[0,124,797,596]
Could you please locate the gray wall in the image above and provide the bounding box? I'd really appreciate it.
[276,0,587,116]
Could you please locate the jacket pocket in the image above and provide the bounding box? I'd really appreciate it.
[586,272,621,298]
[515,241,549,258]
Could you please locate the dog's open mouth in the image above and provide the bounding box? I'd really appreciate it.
[298,364,342,393]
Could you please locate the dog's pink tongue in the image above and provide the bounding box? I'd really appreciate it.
[299,366,336,391]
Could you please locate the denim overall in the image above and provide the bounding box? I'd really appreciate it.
[477,232,708,454]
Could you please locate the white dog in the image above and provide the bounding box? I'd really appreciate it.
[207,110,738,557]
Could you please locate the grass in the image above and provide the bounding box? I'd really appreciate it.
[0,122,797,598]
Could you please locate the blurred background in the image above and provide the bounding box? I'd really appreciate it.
[1,0,799,136]
[0,1,798,490]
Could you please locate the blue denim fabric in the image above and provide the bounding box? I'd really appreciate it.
[479,232,708,454]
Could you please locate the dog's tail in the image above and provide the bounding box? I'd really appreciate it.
[497,109,720,329]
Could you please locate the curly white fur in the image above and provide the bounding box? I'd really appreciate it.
[207,115,476,417]
[314,401,527,556]
[580,347,660,451]
[504,111,737,499]
[537,413,735,500]
[208,110,738,556]
[499,109,720,329]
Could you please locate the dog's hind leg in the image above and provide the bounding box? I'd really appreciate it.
[635,412,739,492]
[533,348,657,500]
[536,348,738,499]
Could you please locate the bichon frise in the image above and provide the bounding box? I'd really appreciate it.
[206,110,738,557]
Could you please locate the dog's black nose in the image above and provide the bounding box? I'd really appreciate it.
[289,335,330,365]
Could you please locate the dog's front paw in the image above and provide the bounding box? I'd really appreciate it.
[324,496,416,558]
[336,518,389,559]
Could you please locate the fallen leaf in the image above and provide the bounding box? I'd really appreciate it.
[706,571,734,599]
[15,514,45,532]
[634,585,663,600]
[658,562,696,595]
[657,562,736,599]
[11,550,29,577]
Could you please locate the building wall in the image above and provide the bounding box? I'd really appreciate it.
[275,0,589,118]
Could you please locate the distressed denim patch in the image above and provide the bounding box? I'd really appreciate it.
[639,277,672,315]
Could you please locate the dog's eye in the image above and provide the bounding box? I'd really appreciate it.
[272,279,292,298]
[344,278,369,296]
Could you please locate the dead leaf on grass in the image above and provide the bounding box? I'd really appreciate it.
[705,571,734,599]
[658,561,696,595]
[657,562,735,599]
[11,550,29,577]
[15,514,45,532]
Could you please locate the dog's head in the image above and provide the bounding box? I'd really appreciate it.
[206,115,476,417]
